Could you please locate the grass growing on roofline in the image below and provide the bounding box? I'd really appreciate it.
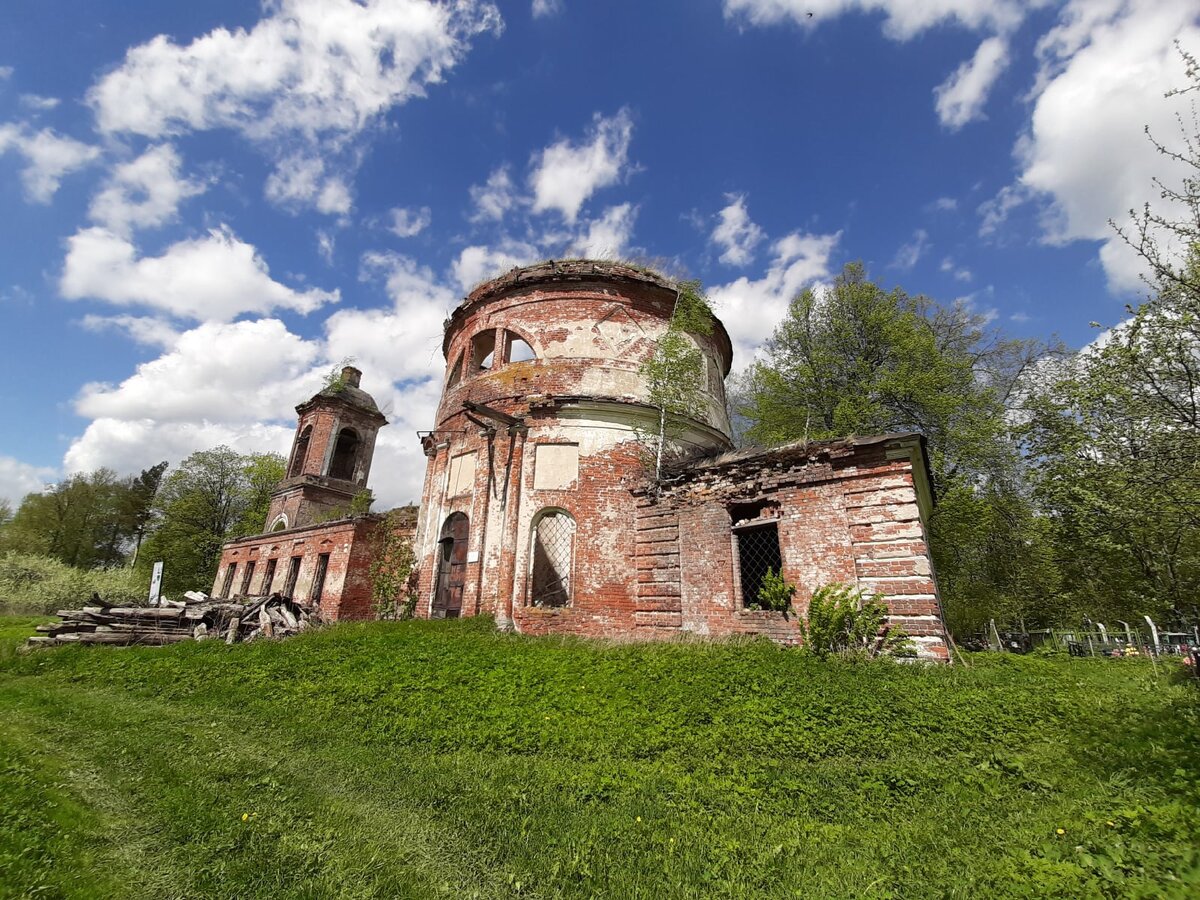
[1,615,1198,899]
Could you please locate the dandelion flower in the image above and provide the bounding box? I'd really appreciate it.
[1056,828,1065,835]
[636,816,642,823]
[242,813,249,822]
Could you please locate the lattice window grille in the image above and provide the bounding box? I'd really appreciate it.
[529,512,575,608]
[736,523,782,609]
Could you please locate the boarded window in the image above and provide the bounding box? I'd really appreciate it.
[289,425,312,477]
[262,558,278,594]
[472,330,496,372]
[528,510,575,608]
[447,451,477,497]
[283,556,302,598]
[240,561,256,596]
[505,331,536,363]
[220,562,237,599]
[311,553,330,603]
[329,428,360,480]
[447,352,464,389]
[735,522,783,609]
[533,444,579,490]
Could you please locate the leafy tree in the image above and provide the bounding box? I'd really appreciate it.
[1017,48,1200,626]
[0,463,169,570]
[138,447,285,593]
[121,461,168,566]
[742,262,1058,633]
[639,280,715,480]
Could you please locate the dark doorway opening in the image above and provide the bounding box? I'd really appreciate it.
[433,512,469,618]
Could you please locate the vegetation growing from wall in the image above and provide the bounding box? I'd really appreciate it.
[753,567,795,613]
[798,583,912,658]
[0,618,1196,898]
[369,507,417,619]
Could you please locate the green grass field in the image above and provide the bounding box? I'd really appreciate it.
[1,615,1197,899]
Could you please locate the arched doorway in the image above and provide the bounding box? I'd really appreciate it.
[433,512,469,618]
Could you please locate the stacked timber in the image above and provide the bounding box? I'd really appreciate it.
[27,593,320,648]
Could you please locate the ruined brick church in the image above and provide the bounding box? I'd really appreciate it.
[215,260,949,659]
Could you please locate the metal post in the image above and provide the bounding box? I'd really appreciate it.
[1144,615,1161,655]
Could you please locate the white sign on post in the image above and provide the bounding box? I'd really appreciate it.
[149,561,164,606]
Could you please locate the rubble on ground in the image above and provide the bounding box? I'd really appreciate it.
[27,592,320,648]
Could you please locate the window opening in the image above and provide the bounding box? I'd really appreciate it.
[328,427,360,480]
[447,352,464,389]
[289,425,312,477]
[311,553,330,603]
[735,523,783,609]
[528,510,575,608]
[271,518,287,532]
[220,562,237,599]
[262,558,278,594]
[240,561,256,596]
[504,332,536,363]
[283,556,302,598]
[472,330,496,372]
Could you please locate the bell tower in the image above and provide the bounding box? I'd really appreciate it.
[264,366,387,531]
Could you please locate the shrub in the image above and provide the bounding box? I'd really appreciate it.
[0,552,144,614]
[369,511,417,619]
[755,568,796,612]
[798,582,913,658]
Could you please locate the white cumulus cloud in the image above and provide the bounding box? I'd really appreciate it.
[1015,0,1200,292]
[468,165,518,222]
[389,205,432,237]
[530,108,634,223]
[0,123,100,202]
[934,36,1010,129]
[569,203,638,259]
[532,0,563,19]
[710,193,766,266]
[88,144,207,235]
[707,229,841,367]
[0,455,57,506]
[88,0,503,141]
[60,225,339,321]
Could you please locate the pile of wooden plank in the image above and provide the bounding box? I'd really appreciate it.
[27,592,321,648]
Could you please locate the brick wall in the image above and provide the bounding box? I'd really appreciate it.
[212,512,415,621]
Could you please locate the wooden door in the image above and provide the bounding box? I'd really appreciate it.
[433,513,469,618]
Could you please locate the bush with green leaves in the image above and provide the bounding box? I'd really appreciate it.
[0,551,144,614]
[798,582,913,658]
[755,567,796,612]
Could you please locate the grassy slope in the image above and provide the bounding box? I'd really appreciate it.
[0,616,1198,899]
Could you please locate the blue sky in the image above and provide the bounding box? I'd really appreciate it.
[0,0,1196,508]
